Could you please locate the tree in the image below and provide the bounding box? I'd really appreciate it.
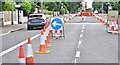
[20,0,31,15]
[92,2,102,11]
[2,2,16,11]
[30,2,37,14]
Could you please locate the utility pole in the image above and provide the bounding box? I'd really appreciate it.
[11,0,14,25]
[41,0,43,13]
[102,0,103,14]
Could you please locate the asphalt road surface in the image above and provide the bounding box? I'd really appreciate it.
[1,15,118,64]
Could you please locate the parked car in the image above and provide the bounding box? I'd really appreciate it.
[27,18,46,30]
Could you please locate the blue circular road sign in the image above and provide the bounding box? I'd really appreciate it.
[51,18,63,30]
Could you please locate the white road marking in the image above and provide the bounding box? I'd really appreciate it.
[82,24,84,27]
[75,51,81,58]
[0,33,41,57]
[80,34,83,38]
[81,30,84,32]
[82,27,84,29]
[78,40,82,45]
[74,58,77,63]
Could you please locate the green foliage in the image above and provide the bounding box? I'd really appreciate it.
[92,2,102,10]
[47,10,53,15]
[2,2,16,11]
[20,0,31,15]
[60,8,68,14]
[43,2,58,11]
[30,2,37,14]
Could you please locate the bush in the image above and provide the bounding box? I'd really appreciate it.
[60,8,68,14]
[47,11,53,15]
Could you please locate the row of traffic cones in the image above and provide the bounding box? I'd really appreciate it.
[19,21,53,64]
[19,37,34,65]
[35,21,52,54]
[94,14,118,34]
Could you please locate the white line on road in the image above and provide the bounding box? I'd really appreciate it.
[82,24,84,27]
[81,30,84,32]
[80,34,83,38]
[78,40,82,45]
[77,41,82,48]
[74,58,77,63]
[77,44,80,48]
[75,51,81,58]
[82,27,84,29]
[0,33,41,57]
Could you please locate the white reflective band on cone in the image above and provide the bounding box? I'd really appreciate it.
[40,35,45,45]
[26,44,33,57]
[44,32,47,40]
[19,58,25,63]
[112,21,114,26]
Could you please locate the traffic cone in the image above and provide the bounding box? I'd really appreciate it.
[115,21,118,31]
[82,17,84,21]
[19,45,25,64]
[35,29,51,54]
[111,20,114,30]
[107,21,110,27]
[47,23,52,43]
[44,27,51,47]
[26,37,34,65]
[105,17,107,25]
[64,20,66,23]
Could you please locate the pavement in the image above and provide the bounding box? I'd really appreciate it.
[0,15,118,64]
[0,24,26,36]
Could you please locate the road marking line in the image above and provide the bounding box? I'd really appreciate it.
[82,24,84,27]
[75,51,81,58]
[78,40,82,45]
[81,30,84,32]
[0,33,41,57]
[74,58,77,63]
[82,27,84,29]
[80,34,83,38]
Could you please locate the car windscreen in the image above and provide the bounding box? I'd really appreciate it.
[30,19,45,22]
[29,15,42,18]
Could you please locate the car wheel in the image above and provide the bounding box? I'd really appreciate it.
[27,27,30,30]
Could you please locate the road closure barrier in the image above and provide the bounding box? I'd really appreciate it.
[94,10,119,34]
[50,17,64,39]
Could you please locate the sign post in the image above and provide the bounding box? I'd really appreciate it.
[50,18,64,39]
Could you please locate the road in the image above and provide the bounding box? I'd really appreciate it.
[1,15,118,64]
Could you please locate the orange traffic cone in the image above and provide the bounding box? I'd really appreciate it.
[19,45,25,64]
[111,20,114,30]
[64,20,66,23]
[105,17,107,25]
[44,26,51,47]
[115,21,118,31]
[26,37,34,65]
[82,18,84,21]
[35,29,51,54]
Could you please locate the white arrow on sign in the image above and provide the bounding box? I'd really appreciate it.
[52,21,62,27]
